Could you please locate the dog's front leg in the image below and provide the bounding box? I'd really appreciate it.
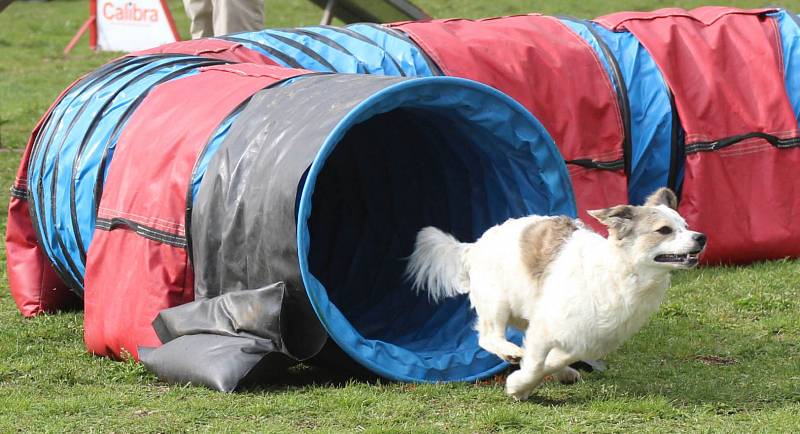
[505,341,574,400]
[505,358,546,401]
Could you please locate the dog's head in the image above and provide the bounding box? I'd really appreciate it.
[588,188,706,269]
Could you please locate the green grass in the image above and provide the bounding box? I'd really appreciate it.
[0,0,799,432]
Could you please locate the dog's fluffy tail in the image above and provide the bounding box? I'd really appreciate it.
[406,227,470,303]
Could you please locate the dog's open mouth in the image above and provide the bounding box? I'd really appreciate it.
[654,252,700,266]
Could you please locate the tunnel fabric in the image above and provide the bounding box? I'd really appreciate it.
[585,23,675,206]
[29,56,226,293]
[83,64,312,359]
[389,15,628,233]
[596,7,800,264]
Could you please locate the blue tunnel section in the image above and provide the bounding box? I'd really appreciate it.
[27,54,229,292]
[220,23,440,76]
[299,78,575,382]
[777,10,800,124]
[586,22,677,205]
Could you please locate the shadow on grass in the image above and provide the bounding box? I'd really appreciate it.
[236,342,383,393]
[239,364,381,394]
[239,355,596,399]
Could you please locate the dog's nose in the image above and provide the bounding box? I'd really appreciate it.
[693,233,707,247]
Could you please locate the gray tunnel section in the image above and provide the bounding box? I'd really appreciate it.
[191,75,410,365]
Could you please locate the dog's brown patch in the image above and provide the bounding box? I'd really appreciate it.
[520,217,578,282]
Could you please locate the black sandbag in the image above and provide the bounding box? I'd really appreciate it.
[139,335,294,392]
[140,283,297,391]
[152,282,289,346]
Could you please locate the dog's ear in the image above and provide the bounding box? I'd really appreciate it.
[588,205,636,239]
[644,187,678,210]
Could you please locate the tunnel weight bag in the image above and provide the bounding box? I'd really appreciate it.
[596,7,800,264]
[185,74,576,384]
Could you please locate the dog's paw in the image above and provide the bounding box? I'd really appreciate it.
[506,385,532,401]
[554,367,581,385]
[505,371,533,401]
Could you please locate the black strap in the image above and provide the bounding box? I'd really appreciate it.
[685,132,800,154]
[559,16,633,178]
[10,186,27,200]
[95,217,186,248]
[565,159,625,171]
[666,90,684,193]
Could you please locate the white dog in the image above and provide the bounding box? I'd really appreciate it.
[406,188,705,400]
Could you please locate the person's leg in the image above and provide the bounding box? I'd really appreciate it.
[211,0,264,36]
[183,0,214,39]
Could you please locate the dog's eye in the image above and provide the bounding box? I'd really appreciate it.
[656,226,673,235]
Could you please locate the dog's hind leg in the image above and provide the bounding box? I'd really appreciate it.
[475,307,524,364]
[552,366,581,384]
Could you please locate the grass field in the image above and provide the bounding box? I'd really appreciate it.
[0,0,799,432]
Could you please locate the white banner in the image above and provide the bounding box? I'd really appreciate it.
[96,0,179,52]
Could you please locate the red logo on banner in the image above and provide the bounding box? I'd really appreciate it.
[64,0,181,54]
[102,2,159,22]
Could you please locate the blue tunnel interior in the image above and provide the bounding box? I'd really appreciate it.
[297,80,576,382]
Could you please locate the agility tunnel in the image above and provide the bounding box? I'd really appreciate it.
[594,7,800,263]
[7,6,800,389]
[8,38,576,383]
[9,16,626,317]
